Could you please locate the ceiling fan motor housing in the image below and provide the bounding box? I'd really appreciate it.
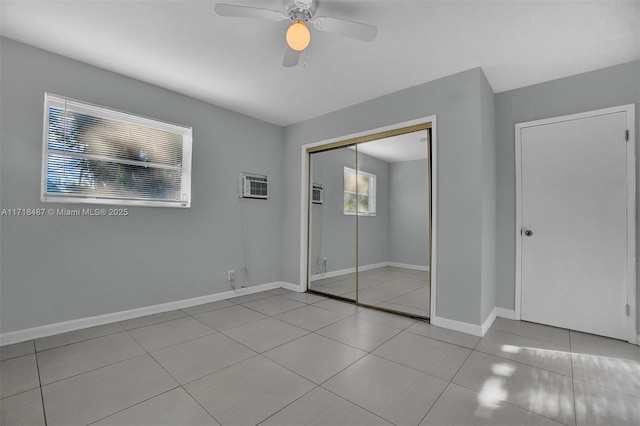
[285,0,315,21]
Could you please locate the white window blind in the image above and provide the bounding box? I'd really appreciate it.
[42,93,192,207]
[343,167,376,216]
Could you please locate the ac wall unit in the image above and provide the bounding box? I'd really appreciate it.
[239,172,268,199]
[312,183,324,204]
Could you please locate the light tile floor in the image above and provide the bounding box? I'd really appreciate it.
[310,266,430,317]
[1,289,639,426]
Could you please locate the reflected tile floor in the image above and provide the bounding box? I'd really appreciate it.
[1,289,639,426]
[310,266,431,317]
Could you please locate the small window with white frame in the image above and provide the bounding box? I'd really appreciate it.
[343,167,376,216]
[42,93,192,208]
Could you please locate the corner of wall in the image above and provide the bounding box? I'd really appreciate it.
[478,67,498,322]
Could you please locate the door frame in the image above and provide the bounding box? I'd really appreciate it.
[514,104,637,343]
[299,115,438,319]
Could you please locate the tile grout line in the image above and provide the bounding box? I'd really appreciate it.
[416,335,478,424]
[33,347,48,426]
[182,318,266,359]
[177,351,263,388]
[448,339,475,381]
[247,362,341,426]
[125,317,218,354]
[470,346,572,378]
[122,321,255,388]
[122,325,222,425]
[181,383,223,425]
[118,312,189,332]
[37,351,154,388]
[417,381,453,425]
[254,386,321,426]
[447,335,574,426]
[236,301,299,318]
[84,387,181,426]
[307,311,464,419]
[30,309,213,354]
[456,332,575,425]
[175,299,316,387]
[403,325,480,351]
[271,304,357,333]
[570,376,640,400]
[366,350,460,384]
[486,326,572,348]
[569,331,578,426]
[314,385,398,426]
[491,323,571,348]
[312,319,398,353]
[450,380,573,426]
[462,348,574,380]
[142,352,221,425]
[565,334,640,411]
[33,325,126,353]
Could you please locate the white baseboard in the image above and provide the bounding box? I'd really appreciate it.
[310,261,429,282]
[279,281,303,292]
[495,307,516,320]
[310,262,389,282]
[0,282,284,346]
[481,307,498,336]
[309,267,356,282]
[430,315,484,337]
[387,262,430,272]
[359,262,394,272]
[430,307,500,338]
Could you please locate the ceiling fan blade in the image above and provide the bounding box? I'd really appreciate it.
[312,16,377,42]
[214,3,286,21]
[283,47,300,67]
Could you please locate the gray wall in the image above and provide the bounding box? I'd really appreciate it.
[495,60,640,329]
[389,160,430,267]
[0,38,285,333]
[283,68,496,326]
[309,148,390,275]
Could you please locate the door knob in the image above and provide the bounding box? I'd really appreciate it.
[524,229,533,237]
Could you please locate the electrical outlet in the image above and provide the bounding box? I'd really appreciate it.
[227,269,235,281]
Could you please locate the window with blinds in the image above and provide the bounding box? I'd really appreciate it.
[42,93,192,207]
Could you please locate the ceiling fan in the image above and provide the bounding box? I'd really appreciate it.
[214,0,377,67]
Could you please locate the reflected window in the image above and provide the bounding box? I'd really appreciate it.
[343,167,376,216]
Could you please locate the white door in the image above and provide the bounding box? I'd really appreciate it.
[517,106,635,341]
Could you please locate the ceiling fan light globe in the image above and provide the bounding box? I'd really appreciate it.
[286,21,311,51]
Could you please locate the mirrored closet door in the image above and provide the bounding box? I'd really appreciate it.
[307,125,432,318]
[308,145,357,302]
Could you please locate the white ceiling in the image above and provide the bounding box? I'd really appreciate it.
[349,131,428,163]
[1,1,638,127]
